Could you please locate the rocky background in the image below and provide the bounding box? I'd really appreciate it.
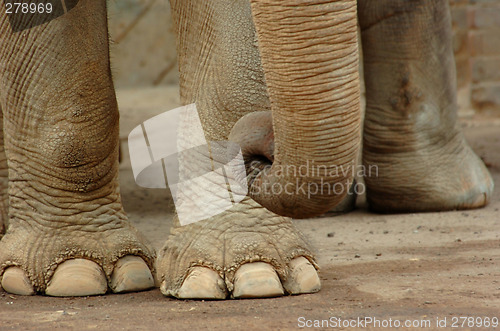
[107,0,500,117]
[450,0,500,117]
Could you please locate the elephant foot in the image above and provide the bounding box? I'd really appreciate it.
[0,222,155,296]
[364,134,494,213]
[358,0,494,213]
[157,199,320,299]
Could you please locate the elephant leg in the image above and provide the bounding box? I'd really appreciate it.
[0,104,7,236]
[157,0,347,299]
[0,2,154,295]
[358,0,494,212]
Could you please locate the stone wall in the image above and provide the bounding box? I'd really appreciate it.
[107,0,178,88]
[108,0,500,117]
[450,0,500,116]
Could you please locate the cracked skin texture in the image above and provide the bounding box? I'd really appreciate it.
[157,0,492,299]
[0,1,155,295]
[158,198,318,297]
[0,0,495,299]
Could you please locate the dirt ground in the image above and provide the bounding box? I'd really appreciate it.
[1,87,499,330]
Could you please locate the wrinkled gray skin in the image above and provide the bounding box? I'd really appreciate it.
[0,0,494,298]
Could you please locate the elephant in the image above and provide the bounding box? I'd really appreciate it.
[0,0,494,299]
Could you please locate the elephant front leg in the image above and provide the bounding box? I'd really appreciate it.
[358,0,494,212]
[0,2,155,296]
[159,0,346,299]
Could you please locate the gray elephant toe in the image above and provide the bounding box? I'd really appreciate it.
[171,267,228,299]
[282,257,321,295]
[110,255,155,294]
[45,259,108,297]
[232,262,284,298]
[1,267,35,296]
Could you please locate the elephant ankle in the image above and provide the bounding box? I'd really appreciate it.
[363,134,494,213]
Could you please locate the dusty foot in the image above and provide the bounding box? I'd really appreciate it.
[0,222,155,296]
[358,0,494,213]
[363,133,494,212]
[157,198,321,299]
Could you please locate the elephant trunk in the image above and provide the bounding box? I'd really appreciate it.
[236,0,361,218]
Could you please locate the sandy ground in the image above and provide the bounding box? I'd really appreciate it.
[0,86,499,330]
